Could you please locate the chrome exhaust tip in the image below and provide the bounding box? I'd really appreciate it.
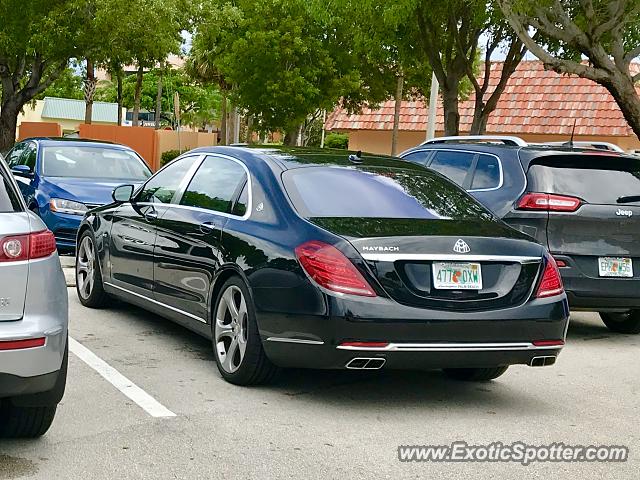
[529,355,557,367]
[346,357,386,370]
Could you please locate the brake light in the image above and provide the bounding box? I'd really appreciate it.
[517,193,582,212]
[295,240,376,297]
[536,255,564,298]
[0,338,46,351]
[0,231,56,263]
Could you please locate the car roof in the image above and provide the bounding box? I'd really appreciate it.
[188,145,431,172]
[23,137,128,149]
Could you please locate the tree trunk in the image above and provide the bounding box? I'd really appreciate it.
[155,70,163,130]
[469,110,490,135]
[605,73,640,141]
[116,70,123,126]
[84,58,96,125]
[0,103,19,153]
[220,91,227,145]
[283,126,299,146]
[132,65,144,127]
[441,83,460,136]
[391,74,405,156]
[245,115,253,143]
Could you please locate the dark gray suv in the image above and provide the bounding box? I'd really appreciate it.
[401,137,640,334]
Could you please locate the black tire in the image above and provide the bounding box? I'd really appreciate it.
[443,366,509,382]
[76,229,109,308]
[0,403,57,438]
[212,276,278,386]
[600,311,640,334]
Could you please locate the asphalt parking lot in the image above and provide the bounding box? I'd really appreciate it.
[1,288,638,480]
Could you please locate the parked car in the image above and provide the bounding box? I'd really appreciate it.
[5,138,152,251]
[75,146,568,385]
[400,136,640,333]
[0,154,68,438]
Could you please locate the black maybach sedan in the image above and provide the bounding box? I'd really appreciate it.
[75,146,569,385]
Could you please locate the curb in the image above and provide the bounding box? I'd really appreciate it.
[60,256,76,287]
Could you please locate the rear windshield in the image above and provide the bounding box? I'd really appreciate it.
[282,166,494,220]
[527,156,640,205]
[0,164,23,212]
[42,146,152,180]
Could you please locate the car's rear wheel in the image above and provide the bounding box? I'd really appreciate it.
[0,402,57,438]
[76,230,108,308]
[600,311,640,334]
[212,277,278,385]
[443,366,509,381]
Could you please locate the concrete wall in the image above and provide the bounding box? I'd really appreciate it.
[344,129,640,155]
[156,130,217,168]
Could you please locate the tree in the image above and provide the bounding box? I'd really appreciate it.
[36,67,84,101]
[499,0,640,139]
[0,0,83,151]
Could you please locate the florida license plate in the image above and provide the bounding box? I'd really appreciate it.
[598,257,633,278]
[433,262,483,290]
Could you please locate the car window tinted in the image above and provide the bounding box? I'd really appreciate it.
[527,156,640,205]
[21,143,37,171]
[5,143,27,168]
[402,150,431,165]
[137,156,199,204]
[470,154,501,190]
[429,151,475,186]
[180,156,247,214]
[282,166,493,220]
[42,146,151,180]
[0,165,23,212]
[231,182,248,216]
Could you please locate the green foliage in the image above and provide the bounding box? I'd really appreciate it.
[161,150,182,167]
[324,133,349,149]
[36,68,84,101]
[96,68,221,128]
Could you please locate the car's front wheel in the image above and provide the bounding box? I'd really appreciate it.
[76,230,108,308]
[443,366,509,381]
[212,277,278,385]
[600,311,640,334]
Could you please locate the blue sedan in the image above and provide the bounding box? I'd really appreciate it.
[5,138,152,250]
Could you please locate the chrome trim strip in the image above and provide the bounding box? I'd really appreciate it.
[104,282,207,323]
[266,337,325,345]
[360,254,541,263]
[337,342,562,352]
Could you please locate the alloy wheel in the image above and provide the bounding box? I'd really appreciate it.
[215,285,248,373]
[76,236,95,300]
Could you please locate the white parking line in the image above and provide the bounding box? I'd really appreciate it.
[68,337,176,418]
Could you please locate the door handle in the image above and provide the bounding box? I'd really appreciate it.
[200,222,216,234]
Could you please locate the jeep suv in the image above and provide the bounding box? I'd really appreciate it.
[401,136,640,333]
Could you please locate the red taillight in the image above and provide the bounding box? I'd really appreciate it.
[0,338,46,351]
[517,193,582,212]
[295,241,377,297]
[0,231,56,263]
[536,255,565,298]
[532,340,565,347]
[29,230,56,259]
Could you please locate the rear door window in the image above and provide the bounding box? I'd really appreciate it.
[428,150,475,186]
[526,156,640,205]
[21,143,37,172]
[282,166,493,220]
[470,154,501,190]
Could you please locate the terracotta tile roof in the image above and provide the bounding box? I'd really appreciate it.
[325,61,637,137]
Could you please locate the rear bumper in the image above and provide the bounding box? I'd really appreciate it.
[555,256,640,310]
[257,292,569,370]
[0,254,68,397]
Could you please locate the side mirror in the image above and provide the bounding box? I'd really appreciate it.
[112,184,135,203]
[11,165,33,177]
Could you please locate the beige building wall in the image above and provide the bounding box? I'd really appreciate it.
[17,100,126,137]
[155,130,217,166]
[344,129,640,155]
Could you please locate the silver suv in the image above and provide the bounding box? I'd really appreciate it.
[0,154,68,438]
